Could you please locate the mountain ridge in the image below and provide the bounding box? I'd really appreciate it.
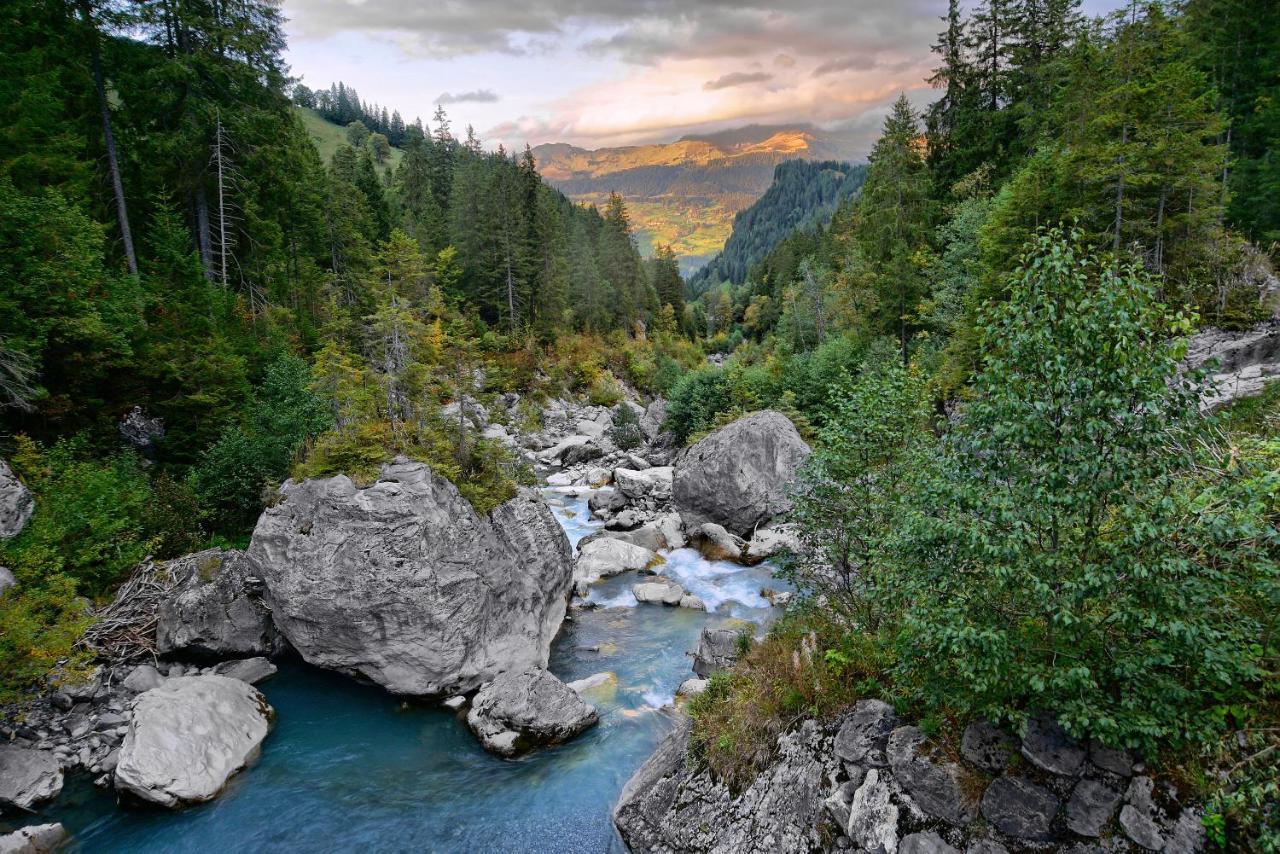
[531,124,865,271]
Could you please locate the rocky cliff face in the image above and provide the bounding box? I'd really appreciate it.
[615,705,1207,853]
[248,460,574,696]
[1185,320,1280,410]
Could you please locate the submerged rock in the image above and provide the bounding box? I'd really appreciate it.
[695,522,746,562]
[114,675,272,808]
[632,577,686,606]
[0,459,33,539]
[466,669,598,757]
[156,548,284,660]
[0,745,63,811]
[672,411,810,537]
[249,463,573,696]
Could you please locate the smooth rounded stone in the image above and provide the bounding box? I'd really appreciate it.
[1020,713,1086,776]
[584,466,612,486]
[1088,739,1135,777]
[565,671,617,697]
[588,488,627,516]
[961,720,1015,773]
[212,657,278,685]
[980,776,1060,841]
[121,664,165,694]
[250,465,573,696]
[0,458,34,539]
[760,587,793,607]
[0,566,15,594]
[157,548,284,659]
[692,620,752,678]
[675,678,708,699]
[834,699,900,767]
[653,513,686,550]
[575,537,658,585]
[672,410,811,537]
[0,745,64,811]
[965,839,1011,854]
[1065,778,1122,837]
[0,823,66,854]
[632,578,686,606]
[613,466,674,502]
[465,669,598,757]
[847,768,899,853]
[114,675,271,808]
[442,696,467,712]
[901,830,962,854]
[887,726,978,825]
[621,452,651,470]
[695,522,745,562]
[678,594,706,610]
[744,525,799,564]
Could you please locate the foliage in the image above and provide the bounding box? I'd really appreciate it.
[608,403,644,450]
[887,231,1277,752]
[664,367,733,443]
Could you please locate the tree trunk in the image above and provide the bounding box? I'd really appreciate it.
[80,1,137,276]
[195,186,214,280]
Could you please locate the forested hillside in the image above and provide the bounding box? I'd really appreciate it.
[687,160,867,296]
[0,0,696,695]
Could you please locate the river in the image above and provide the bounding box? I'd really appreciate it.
[19,487,783,853]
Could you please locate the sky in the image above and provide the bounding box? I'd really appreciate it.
[281,0,1128,156]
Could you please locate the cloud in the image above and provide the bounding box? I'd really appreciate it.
[774,53,796,68]
[436,89,500,105]
[703,71,772,91]
[813,55,879,76]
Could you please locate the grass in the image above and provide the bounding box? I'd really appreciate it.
[295,106,403,172]
[686,608,892,792]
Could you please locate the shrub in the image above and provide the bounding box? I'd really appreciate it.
[887,229,1278,752]
[608,404,644,450]
[664,366,732,443]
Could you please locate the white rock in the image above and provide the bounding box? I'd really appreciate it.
[0,823,66,854]
[0,459,33,539]
[115,675,272,808]
[613,466,674,501]
[632,578,686,606]
[847,768,900,853]
[575,538,658,585]
[0,746,63,811]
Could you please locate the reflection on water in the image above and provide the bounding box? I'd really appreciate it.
[9,486,783,853]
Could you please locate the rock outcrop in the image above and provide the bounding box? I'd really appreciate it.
[0,745,63,811]
[1186,320,1280,410]
[0,459,33,539]
[248,462,573,696]
[156,548,285,660]
[672,411,810,536]
[114,675,272,808]
[615,706,1207,852]
[465,668,598,757]
[614,716,837,854]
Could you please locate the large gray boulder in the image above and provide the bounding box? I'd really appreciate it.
[248,462,573,696]
[114,675,272,808]
[575,537,657,585]
[692,621,752,678]
[0,459,33,539]
[0,746,63,811]
[156,548,285,660]
[465,668,598,757]
[672,411,810,536]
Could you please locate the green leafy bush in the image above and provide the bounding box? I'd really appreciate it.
[886,230,1277,752]
[664,366,732,443]
[608,404,644,450]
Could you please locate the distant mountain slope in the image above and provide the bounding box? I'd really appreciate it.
[295,106,404,170]
[688,159,867,294]
[532,125,864,272]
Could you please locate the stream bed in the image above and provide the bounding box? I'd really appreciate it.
[12,488,783,853]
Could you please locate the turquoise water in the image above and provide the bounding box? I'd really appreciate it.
[7,488,782,853]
